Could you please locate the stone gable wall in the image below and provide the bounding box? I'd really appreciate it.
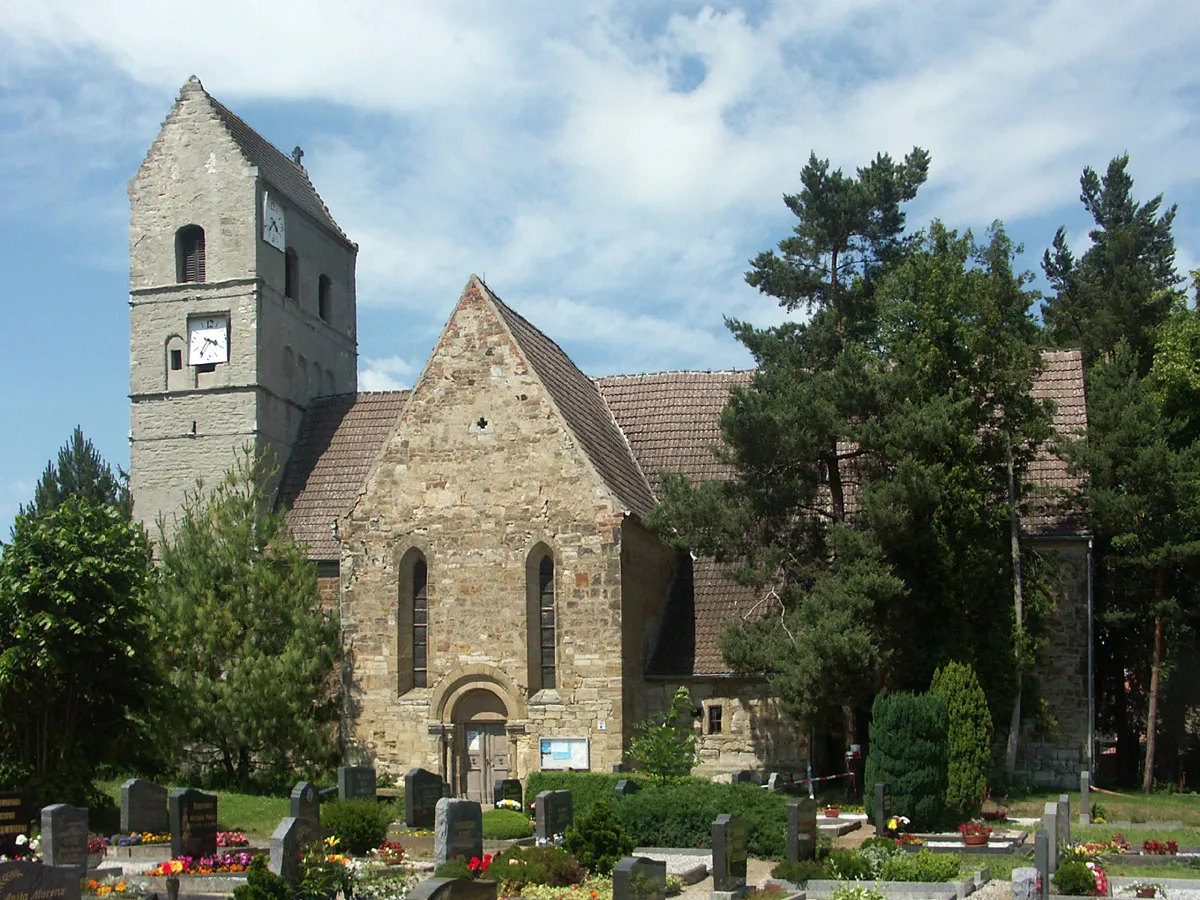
[341,283,629,782]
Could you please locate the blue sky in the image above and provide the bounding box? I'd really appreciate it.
[1,0,1199,535]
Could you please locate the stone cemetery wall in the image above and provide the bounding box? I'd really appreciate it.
[170,789,218,859]
[41,805,88,871]
[121,779,169,835]
[434,799,483,869]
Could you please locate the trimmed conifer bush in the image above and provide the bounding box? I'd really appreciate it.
[862,691,949,830]
[563,801,633,875]
[929,661,993,820]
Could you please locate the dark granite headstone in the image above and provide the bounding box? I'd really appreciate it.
[492,779,522,806]
[1042,804,1059,876]
[614,779,641,797]
[787,797,817,862]
[613,857,667,900]
[290,782,321,845]
[535,790,573,841]
[433,798,483,869]
[1057,794,1070,848]
[729,771,758,786]
[407,877,498,900]
[1079,771,1090,824]
[169,788,218,859]
[268,817,302,884]
[41,804,88,871]
[1034,830,1050,900]
[0,792,34,857]
[712,814,748,893]
[338,766,377,802]
[873,782,890,836]
[121,778,169,835]
[611,764,626,774]
[406,768,445,829]
[0,859,82,900]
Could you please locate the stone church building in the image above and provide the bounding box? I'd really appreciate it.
[129,78,1093,798]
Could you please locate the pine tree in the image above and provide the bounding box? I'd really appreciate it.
[23,426,131,520]
[157,448,340,789]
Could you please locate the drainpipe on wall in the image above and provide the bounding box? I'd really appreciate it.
[1087,536,1095,778]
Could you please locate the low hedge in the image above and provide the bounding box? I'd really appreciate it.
[615,781,788,858]
[524,771,659,818]
[483,808,534,840]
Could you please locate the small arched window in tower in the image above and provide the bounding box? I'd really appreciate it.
[318,274,331,322]
[412,558,428,688]
[176,225,206,283]
[285,247,299,300]
[538,555,556,689]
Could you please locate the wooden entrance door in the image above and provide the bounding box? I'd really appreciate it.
[464,723,509,805]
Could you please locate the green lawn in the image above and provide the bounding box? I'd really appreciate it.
[96,779,290,839]
[1003,789,1200,828]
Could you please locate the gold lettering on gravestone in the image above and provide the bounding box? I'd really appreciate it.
[32,890,67,899]
[0,870,21,889]
[0,798,20,807]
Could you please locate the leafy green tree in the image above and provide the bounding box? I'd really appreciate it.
[929,662,993,821]
[0,497,155,805]
[22,426,131,521]
[629,686,698,783]
[157,448,340,790]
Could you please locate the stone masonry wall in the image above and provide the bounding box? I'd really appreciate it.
[340,281,629,785]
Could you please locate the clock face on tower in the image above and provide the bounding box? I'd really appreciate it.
[263,193,286,252]
[188,314,230,365]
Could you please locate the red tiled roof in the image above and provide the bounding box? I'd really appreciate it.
[278,391,409,558]
[1026,349,1088,536]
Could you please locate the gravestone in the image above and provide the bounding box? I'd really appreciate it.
[535,790,573,841]
[614,779,641,797]
[291,781,321,845]
[711,814,749,894]
[433,798,483,869]
[0,859,82,900]
[766,773,792,792]
[613,856,667,900]
[1034,830,1050,900]
[1079,771,1090,824]
[1012,866,1038,900]
[492,779,522,806]
[406,768,445,828]
[729,771,758,786]
[41,804,89,872]
[786,797,817,862]
[338,766,377,802]
[121,778,169,835]
[0,792,34,857]
[612,764,627,773]
[170,788,218,859]
[407,877,498,900]
[268,817,302,884]
[1057,794,1070,847]
[1042,803,1059,875]
[873,782,890,836]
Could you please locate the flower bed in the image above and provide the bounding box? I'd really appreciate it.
[107,833,171,847]
[217,831,250,848]
[147,851,258,875]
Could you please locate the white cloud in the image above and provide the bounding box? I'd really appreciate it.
[360,355,420,392]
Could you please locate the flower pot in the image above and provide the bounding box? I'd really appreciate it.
[962,834,989,847]
[824,809,841,818]
[1136,890,1156,898]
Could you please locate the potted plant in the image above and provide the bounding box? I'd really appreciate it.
[1129,882,1163,898]
[824,804,841,818]
[958,820,992,847]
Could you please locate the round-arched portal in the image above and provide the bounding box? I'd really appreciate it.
[451,688,510,805]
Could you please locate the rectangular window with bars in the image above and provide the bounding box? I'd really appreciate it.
[413,560,428,688]
[539,556,555,689]
[707,705,723,735]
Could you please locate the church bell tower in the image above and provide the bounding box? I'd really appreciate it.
[128,76,357,535]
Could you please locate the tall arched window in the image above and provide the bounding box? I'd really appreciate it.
[412,559,428,688]
[318,274,331,322]
[527,546,556,692]
[398,548,429,694]
[285,247,299,300]
[176,225,206,283]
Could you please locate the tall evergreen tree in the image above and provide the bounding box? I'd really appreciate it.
[22,426,131,521]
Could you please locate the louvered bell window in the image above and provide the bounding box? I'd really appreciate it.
[539,555,556,689]
[413,559,428,688]
[176,225,206,283]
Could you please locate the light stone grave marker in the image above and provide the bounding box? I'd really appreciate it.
[434,798,482,869]
[1042,803,1059,876]
[269,817,301,884]
[1079,771,1090,824]
[1057,794,1070,848]
[1012,866,1038,900]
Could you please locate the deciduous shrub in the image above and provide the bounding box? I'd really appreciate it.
[563,802,633,875]
[615,781,787,858]
[482,808,533,840]
[770,859,826,885]
[1052,861,1098,896]
[929,662,993,820]
[232,857,291,900]
[321,799,396,855]
[434,856,474,880]
[863,691,949,830]
[826,849,872,881]
[830,886,885,900]
[879,850,960,882]
[490,845,586,888]
[857,836,903,877]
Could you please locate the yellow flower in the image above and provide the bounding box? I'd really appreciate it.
[324,836,340,848]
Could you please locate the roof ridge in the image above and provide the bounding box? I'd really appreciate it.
[596,369,753,381]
